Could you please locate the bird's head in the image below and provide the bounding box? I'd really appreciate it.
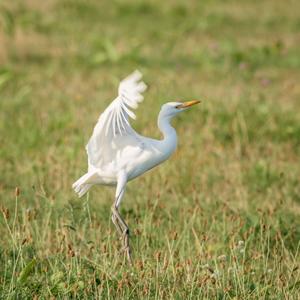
[160,100,201,118]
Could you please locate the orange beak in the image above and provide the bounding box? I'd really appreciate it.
[176,100,201,109]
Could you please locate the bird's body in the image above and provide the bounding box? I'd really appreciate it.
[73,118,177,189]
[73,70,200,263]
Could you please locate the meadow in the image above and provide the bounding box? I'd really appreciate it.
[0,0,299,298]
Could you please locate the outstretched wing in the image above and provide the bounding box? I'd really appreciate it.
[86,70,147,169]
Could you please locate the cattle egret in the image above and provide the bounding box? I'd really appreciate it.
[73,70,200,263]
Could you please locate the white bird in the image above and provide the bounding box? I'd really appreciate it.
[73,70,200,263]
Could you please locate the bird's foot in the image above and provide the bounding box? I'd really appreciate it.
[111,206,133,265]
[122,229,132,265]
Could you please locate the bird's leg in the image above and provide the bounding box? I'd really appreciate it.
[111,212,123,237]
[111,171,132,264]
[111,205,132,264]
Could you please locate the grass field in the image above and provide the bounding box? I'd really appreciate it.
[1,0,300,298]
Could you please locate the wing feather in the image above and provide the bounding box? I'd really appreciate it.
[86,70,147,169]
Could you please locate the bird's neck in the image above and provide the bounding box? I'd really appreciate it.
[157,112,177,154]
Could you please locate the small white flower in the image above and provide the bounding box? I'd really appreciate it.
[201,263,210,269]
[238,240,244,248]
[210,270,220,279]
[217,254,227,261]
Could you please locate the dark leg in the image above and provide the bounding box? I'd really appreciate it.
[111,212,123,237]
[111,172,132,264]
[111,205,132,265]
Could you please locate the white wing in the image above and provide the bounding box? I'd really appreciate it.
[86,70,147,170]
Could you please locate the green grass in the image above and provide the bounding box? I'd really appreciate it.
[0,0,300,298]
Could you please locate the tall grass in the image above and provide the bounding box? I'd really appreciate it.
[0,0,299,298]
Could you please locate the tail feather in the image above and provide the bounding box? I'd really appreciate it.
[77,184,92,197]
[72,171,97,198]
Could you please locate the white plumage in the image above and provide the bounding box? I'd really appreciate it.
[86,70,146,169]
[72,70,200,263]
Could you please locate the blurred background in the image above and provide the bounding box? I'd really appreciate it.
[0,0,299,298]
[1,0,299,201]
